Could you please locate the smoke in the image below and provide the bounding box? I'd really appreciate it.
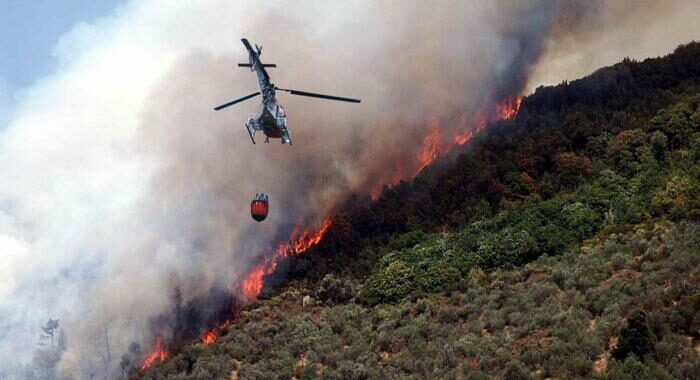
[0,0,697,378]
[527,0,700,91]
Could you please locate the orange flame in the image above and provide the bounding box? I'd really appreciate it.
[164,95,524,355]
[371,95,523,200]
[202,319,231,345]
[140,335,168,370]
[202,329,218,345]
[291,219,333,254]
[240,219,333,300]
[454,129,474,146]
[241,265,266,300]
[141,220,333,365]
[417,121,443,172]
[495,96,522,120]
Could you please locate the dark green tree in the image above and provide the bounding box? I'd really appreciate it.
[612,309,656,361]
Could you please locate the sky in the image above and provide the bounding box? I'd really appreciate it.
[0,1,123,122]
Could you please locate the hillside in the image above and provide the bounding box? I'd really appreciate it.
[132,43,700,379]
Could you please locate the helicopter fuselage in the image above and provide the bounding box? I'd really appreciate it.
[213,38,359,146]
[242,39,292,144]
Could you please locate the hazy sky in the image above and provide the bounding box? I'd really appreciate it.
[1,1,698,377]
[0,0,123,122]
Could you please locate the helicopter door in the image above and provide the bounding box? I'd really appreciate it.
[275,104,286,117]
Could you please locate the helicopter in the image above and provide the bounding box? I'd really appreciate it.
[213,38,361,145]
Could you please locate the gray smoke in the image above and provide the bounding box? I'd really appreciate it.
[0,1,698,378]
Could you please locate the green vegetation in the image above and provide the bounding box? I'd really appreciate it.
[134,43,700,379]
[137,223,699,379]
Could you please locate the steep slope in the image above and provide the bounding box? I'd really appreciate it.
[137,222,699,379]
[132,42,700,379]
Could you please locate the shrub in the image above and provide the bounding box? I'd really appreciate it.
[417,264,461,294]
[612,309,656,361]
[502,360,532,380]
[316,274,354,304]
[475,228,536,268]
[556,152,592,186]
[360,261,415,305]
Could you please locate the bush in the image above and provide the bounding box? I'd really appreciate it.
[360,261,415,305]
[555,152,592,186]
[502,360,532,380]
[612,309,656,361]
[475,228,536,268]
[417,264,461,294]
[316,274,354,304]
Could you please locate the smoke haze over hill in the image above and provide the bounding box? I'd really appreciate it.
[0,1,698,377]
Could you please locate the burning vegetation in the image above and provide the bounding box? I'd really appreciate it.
[371,95,523,199]
[241,218,333,301]
[137,95,522,369]
[134,42,700,378]
[234,94,522,309]
[188,219,334,350]
[201,319,230,346]
[12,1,697,377]
[139,336,168,370]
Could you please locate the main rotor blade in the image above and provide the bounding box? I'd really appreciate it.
[213,92,260,111]
[276,88,360,103]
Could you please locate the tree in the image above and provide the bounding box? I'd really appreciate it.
[30,319,66,380]
[360,261,415,305]
[555,152,591,186]
[40,319,60,347]
[612,309,656,361]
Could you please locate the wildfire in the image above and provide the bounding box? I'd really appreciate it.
[241,264,266,300]
[202,329,218,344]
[240,219,333,300]
[372,95,523,199]
[142,219,334,364]
[139,96,523,367]
[454,129,474,145]
[417,121,443,172]
[290,218,333,254]
[202,319,231,345]
[495,95,522,120]
[199,219,333,347]
[140,335,168,370]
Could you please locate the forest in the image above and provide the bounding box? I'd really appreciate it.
[132,42,700,379]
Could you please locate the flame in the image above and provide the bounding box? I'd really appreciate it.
[454,129,474,145]
[141,95,523,360]
[417,121,443,172]
[206,216,330,344]
[495,96,522,120]
[202,319,231,345]
[240,219,333,300]
[140,219,333,366]
[291,219,333,254]
[241,264,266,300]
[371,95,523,199]
[140,335,168,370]
[202,330,218,345]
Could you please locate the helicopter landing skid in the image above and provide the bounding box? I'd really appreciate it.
[245,122,257,144]
[281,127,292,146]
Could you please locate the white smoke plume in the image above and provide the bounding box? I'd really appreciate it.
[0,1,698,378]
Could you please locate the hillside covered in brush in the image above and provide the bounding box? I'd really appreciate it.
[133,43,700,379]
